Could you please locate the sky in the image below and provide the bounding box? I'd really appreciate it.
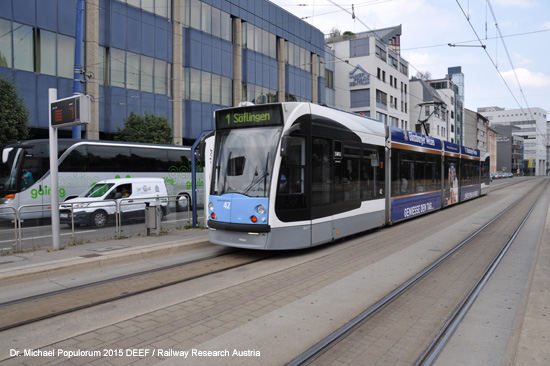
[270,0,550,116]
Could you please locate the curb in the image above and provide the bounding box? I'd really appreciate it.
[0,239,211,290]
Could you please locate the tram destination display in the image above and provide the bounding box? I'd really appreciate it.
[216,104,283,130]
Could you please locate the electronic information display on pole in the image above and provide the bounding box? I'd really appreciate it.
[49,90,91,250]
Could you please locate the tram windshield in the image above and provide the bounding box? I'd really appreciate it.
[211,127,282,197]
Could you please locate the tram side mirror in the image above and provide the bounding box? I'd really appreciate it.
[280,136,291,158]
[196,141,205,161]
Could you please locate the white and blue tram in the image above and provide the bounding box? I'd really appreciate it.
[207,103,490,250]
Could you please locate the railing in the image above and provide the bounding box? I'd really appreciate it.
[2,195,196,253]
[0,207,18,253]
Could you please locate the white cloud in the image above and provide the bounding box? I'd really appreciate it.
[543,21,550,30]
[501,68,550,88]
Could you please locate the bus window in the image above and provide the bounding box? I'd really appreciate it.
[59,145,88,172]
[131,147,167,172]
[88,145,131,172]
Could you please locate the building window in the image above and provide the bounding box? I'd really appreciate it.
[375,45,386,61]
[326,69,334,89]
[190,0,201,30]
[99,46,109,85]
[142,0,154,13]
[376,112,387,124]
[57,34,75,79]
[126,51,140,90]
[389,55,398,69]
[37,30,56,76]
[141,55,154,93]
[0,19,12,68]
[350,37,369,58]
[154,59,168,95]
[201,2,212,34]
[111,48,126,88]
[376,90,387,108]
[201,71,211,103]
[190,68,201,101]
[13,22,34,72]
[350,89,370,108]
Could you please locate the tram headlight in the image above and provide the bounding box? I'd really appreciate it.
[256,204,265,215]
[208,202,214,211]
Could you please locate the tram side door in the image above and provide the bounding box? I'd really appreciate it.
[310,137,333,245]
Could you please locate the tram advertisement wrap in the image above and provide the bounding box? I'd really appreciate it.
[460,185,481,202]
[390,192,441,222]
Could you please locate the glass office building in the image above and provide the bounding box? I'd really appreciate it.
[0,0,326,144]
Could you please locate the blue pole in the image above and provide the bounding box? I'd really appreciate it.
[72,0,84,139]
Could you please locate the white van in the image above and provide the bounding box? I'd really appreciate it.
[59,178,169,227]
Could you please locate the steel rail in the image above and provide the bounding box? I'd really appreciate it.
[415,179,549,365]
[0,249,278,332]
[288,179,547,366]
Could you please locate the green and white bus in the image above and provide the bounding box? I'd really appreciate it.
[0,139,204,220]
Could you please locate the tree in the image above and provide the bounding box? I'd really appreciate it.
[114,111,172,144]
[0,77,30,143]
[415,71,432,81]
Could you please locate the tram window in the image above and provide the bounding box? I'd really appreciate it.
[397,151,415,196]
[414,160,426,192]
[227,156,245,176]
[425,154,441,191]
[361,146,383,200]
[343,148,360,201]
[311,138,331,213]
[275,136,307,220]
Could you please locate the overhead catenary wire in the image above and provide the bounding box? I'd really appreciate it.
[455,0,546,143]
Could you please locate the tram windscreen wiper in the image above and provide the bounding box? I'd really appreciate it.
[242,171,268,196]
[242,153,270,196]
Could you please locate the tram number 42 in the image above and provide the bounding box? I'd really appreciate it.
[223,201,231,209]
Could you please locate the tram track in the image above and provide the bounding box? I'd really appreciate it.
[0,249,278,332]
[289,178,549,366]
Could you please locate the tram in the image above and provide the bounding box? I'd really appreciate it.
[207,103,489,250]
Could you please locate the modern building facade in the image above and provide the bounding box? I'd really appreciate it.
[408,77,455,142]
[464,108,489,151]
[0,0,326,144]
[493,124,524,175]
[325,25,410,129]
[478,106,547,175]
[447,66,464,145]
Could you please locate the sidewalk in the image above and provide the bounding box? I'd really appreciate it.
[0,228,211,299]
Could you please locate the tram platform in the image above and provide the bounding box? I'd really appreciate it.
[0,186,548,365]
[0,228,211,300]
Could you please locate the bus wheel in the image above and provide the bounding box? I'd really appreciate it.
[176,194,191,212]
[91,210,108,228]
